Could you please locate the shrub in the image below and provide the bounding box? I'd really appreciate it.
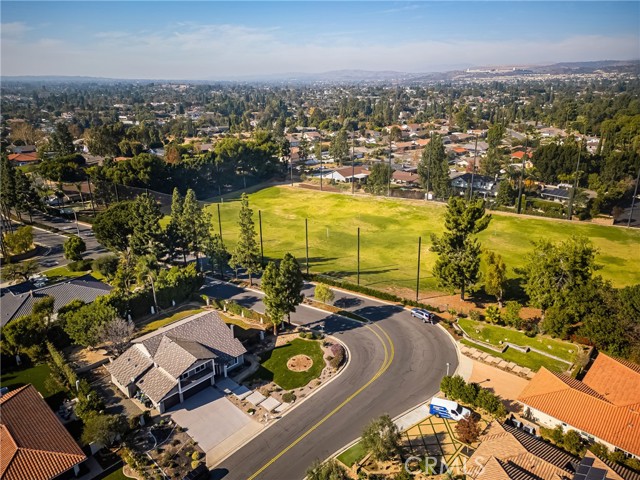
[282,392,296,403]
[502,301,523,329]
[92,255,119,279]
[68,259,92,272]
[191,451,200,461]
[455,414,481,444]
[469,310,481,322]
[330,344,345,369]
[485,305,501,324]
[191,460,200,469]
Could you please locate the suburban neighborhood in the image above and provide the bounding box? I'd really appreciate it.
[1,2,640,480]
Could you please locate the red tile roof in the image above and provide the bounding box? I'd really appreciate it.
[511,151,533,159]
[7,153,39,163]
[518,361,640,457]
[0,385,86,480]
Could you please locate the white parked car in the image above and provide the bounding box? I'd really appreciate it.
[411,308,435,323]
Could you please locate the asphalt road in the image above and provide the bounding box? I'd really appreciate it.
[6,212,107,272]
[202,279,459,480]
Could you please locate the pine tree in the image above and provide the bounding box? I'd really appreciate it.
[278,253,304,325]
[129,194,163,257]
[430,197,491,299]
[229,193,261,285]
[262,261,286,335]
[181,189,210,270]
[203,233,230,279]
[484,251,507,307]
[418,134,450,199]
[166,188,188,262]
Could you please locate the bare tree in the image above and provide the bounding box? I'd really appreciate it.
[100,317,135,355]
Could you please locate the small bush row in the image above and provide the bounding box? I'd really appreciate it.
[305,274,439,312]
[441,374,507,418]
[209,297,265,322]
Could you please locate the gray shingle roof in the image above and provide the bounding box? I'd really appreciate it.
[0,275,112,327]
[106,344,153,387]
[153,336,213,378]
[134,310,246,364]
[135,368,178,404]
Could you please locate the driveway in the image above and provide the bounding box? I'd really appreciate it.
[168,386,257,453]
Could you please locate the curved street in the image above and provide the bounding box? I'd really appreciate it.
[202,280,459,480]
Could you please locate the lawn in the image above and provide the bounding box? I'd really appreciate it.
[252,338,325,390]
[458,318,578,363]
[0,363,67,408]
[197,187,640,296]
[42,265,91,283]
[137,308,204,334]
[460,339,570,373]
[101,467,128,480]
[337,441,367,467]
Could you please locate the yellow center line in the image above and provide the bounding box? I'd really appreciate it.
[246,322,395,480]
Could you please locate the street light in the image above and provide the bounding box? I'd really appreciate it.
[72,210,80,236]
[446,362,450,376]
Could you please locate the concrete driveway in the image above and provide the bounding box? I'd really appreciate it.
[168,386,256,453]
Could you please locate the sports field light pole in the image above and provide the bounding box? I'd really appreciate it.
[357,227,361,286]
[416,236,422,302]
[387,135,392,197]
[568,125,584,221]
[305,218,309,275]
[628,165,640,227]
[217,204,223,238]
[258,210,264,267]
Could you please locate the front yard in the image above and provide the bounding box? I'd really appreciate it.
[251,337,326,390]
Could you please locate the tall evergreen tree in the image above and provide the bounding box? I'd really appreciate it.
[430,197,491,299]
[203,233,230,279]
[278,253,304,325]
[129,193,163,257]
[262,261,286,335]
[229,193,261,285]
[166,188,188,262]
[329,129,349,165]
[418,134,450,199]
[181,189,210,270]
[484,251,507,307]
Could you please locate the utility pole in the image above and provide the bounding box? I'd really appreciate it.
[258,210,264,267]
[290,157,293,186]
[628,165,640,227]
[351,128,355,195]
[86,177,96,215]
[217,204,223,238]
[416,236,422,302]
[305,218,309,275]
[516,133,528,214]
[567,128,584,221]
[387,134,393,197]
[320,153,323,191]
[357,227,360,285]
[426,132,433,200]
[469,135,478,200]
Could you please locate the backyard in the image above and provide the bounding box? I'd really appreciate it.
[136,306,205,334]
[251,338,326,390]
[196,186,640,297]
[0,362,66,408]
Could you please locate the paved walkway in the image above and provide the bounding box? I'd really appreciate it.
[468,360,529,412]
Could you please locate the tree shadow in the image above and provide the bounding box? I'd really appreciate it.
[333,297,363,309]
[353,304,405,322]
[504,277,527,302]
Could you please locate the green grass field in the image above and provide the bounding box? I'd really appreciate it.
[252,338,325,390]
[0,363,67,408]
[199,187,640,296]
[460,339,569,373]
[458,318,578,363]
[337,441,367,467]
[137,308,204,334]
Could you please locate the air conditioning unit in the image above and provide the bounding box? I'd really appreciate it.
[512,419,523,429]
[523,425,536,435]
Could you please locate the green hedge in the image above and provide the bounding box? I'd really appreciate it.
[305,274,439,313]
[46,341,77,389]
[208,297,265,322]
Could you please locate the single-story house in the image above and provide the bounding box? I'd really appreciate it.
[468,421,639,480]
[450,172,499,197]
[0,275,112,327]
[107,310,246,413]
[7,152,39,166]
[0,384,87,480]
[322,166,370,183]
[11,145,37,154]
[518,353,640,460]
[540,186,571,203]
[392,170,421,186]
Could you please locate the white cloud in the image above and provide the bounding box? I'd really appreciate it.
[1,23,638,79]
[1,22,31,38]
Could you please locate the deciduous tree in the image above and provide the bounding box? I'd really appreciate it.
[484,251,507,307]
[314,283,335,305]
[63,235,86,261]
[361,414,402,462]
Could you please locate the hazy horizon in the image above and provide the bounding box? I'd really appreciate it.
[2,1,639,80]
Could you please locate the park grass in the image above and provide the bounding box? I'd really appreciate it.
[337,441,367,467]
[252,338,325,390]
[197,187,640,295]
[137,308,204,334]
[0,363,66,407]
[460,339,570,373]
[458,318,578,363]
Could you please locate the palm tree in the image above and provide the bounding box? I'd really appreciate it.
[135,255,159,313]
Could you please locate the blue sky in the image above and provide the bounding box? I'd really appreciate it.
[2,1,639,78]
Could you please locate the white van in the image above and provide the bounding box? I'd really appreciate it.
[429,397,471,421]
